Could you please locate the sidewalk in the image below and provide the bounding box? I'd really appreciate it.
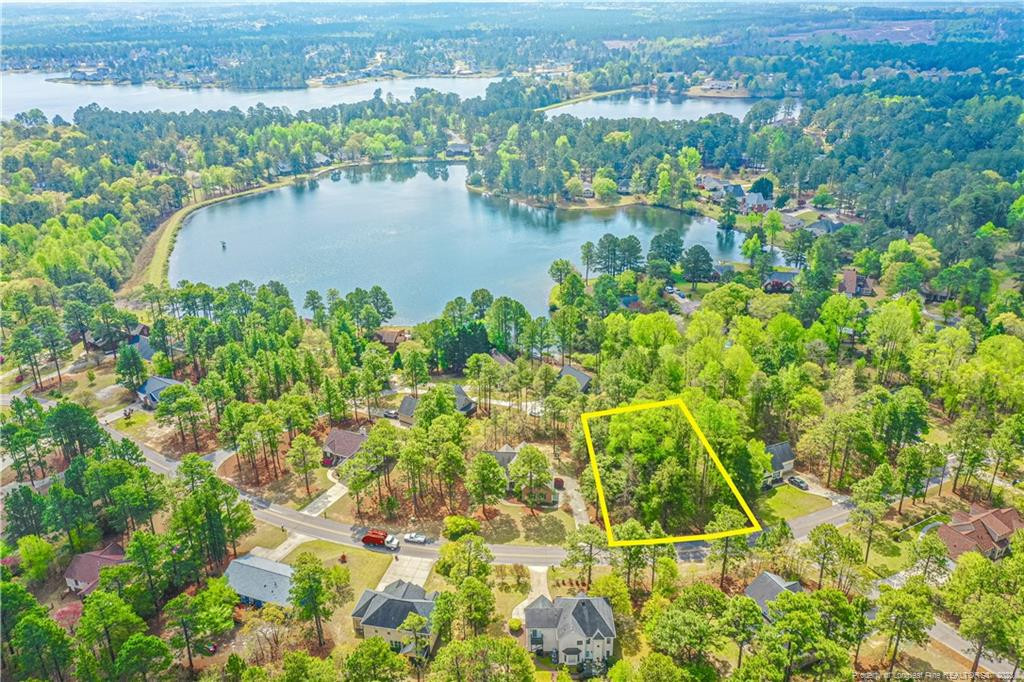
[301,468,348,516]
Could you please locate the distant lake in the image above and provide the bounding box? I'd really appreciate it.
[548,92,794,121]
[169,163,775,324]
[0,71,499,120]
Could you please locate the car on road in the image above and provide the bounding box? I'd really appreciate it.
[403,532,428,544]
[787,476,809,491]
[362,529,400,550]
[382,409,399,419]
[528,405,544,417]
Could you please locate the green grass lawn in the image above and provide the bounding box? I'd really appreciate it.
[425,563,530,636]
[839,524,913,578]
[479,503,575,546]
[236,521,288,555]
[282,539,392,648]
[112,411,155,440]
[755,485,831,526]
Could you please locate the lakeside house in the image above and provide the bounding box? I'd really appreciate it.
[711,263,735,282]
[446,142,472,157]
[64,543,126,595]
[838,267,875,297]
[936,505,1024,560]
[398,384,477,426]
[136,376,183,409]
[351,580,438,654]
[524,594,616,673]
[558,365,592,393]
[745,571,804,620]
[375,328,409,351]
[224,554,294,608]
[486,442,557,505]
[742,191,771,214]
[762,441,795,486]
[322,427,367,467]
[762,270,798,293]
[808,217,844,237]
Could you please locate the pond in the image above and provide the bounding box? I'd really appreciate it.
[0,71,499,120]
[547,92,798,121]
[169,164,772,324]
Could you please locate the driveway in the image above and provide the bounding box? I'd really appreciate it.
[376,555,435,589]
[511,566,551,621]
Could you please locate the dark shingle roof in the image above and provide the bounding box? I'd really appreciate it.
[136,376,182,403]
[744,571,802,619]
[352,580,435,631]
[766,442,794,472]
[398,395,419,417]
[224,555,294,606]
[324,429,367,460]
[526,594,615,639]
[558,365,592,392]
[453,385,476,414]
[524,595,561,629]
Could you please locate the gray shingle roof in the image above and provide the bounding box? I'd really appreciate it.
[224,555,294,606]
[399,395,419,417]
[525,594,615,639]
[744,571,802,619]
[352,580,435,631]
[766,442,794,473]
[558,365,592,392]
[136,376,182,403]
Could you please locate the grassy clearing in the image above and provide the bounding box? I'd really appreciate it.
[478,503,575,546]
[111,411,155,439]
[838,525,913,578]
[236,521,289,555]
[756,485,831,526]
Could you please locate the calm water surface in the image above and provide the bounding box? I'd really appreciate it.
[549,93,793,121]
[169,164,770,323]
[1,71,499,120]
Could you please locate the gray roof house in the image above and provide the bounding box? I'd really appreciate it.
[558,365,592,393]
[224,554,294,608]
[524,594,616,671]
[744,571,803,620]
[323,428,367,466]
[136,376,183,409]
[398,385,477,426]
[485,442,557,505]
[351,580,438,654]
[742,191,771,214]
[763,442,795,484]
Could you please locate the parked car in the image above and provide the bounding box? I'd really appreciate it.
[528,405,544,417]
[664,285,677,293]
[382,409,399,419]
[403,532,428,544]
[787,476,809,491]
[362,529,400,550]
[198,642,218,655]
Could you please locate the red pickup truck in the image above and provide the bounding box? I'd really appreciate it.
[361,529,400,551]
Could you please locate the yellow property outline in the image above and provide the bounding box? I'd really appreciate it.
[580,398,762,547]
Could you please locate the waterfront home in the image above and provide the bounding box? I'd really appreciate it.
[762,270,798,293]
[351,580,438,654]
[224,555,293,608]
[837,268,875,297]
[742,191,771,214]
[446,142,472,157]
[524,594,616,672]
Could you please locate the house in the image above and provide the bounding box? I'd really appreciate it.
[936,505,1024,560]
[224,555,294,608]
[524,594,616,672]
[697,174,723,192]
[745,571,804,620]
[490,349,513,366]
[351,580,438,654]
[323,428,367,467]
[581,181,595,199]
[64,543,126,595]
[742,192,771,214]
[136,376,183,409]
[558,365,592,393]
[375,328,409,351]
[838,268,874,297]
[131,334,156,361]
[710,263,735,282]
[446,142,472,157]
[762,270,798,293]
[84,322,150,354]
[714,183,745,203]
[486,442,557,505]
[398,385,477,426]
[762,442,795,485]
[807,218,843,237]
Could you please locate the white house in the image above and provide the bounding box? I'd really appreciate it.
[524,594,616,671]
[763,441,795,485]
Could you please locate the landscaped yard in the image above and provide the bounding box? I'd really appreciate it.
[838,524,913,578]
[756,484,831,526]
[235,520,288,555]
[423,563,530,636]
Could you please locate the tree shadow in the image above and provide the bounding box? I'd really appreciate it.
[521,512,570,545]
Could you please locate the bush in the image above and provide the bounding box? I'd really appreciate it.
[443,515,481,540]
[508,618,522,633]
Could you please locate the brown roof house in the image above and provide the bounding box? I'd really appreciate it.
[64,543,126,595]
[837,268,874,297]
[936,505,1024,560]
[323,427,367,467]
[375,329,410,352]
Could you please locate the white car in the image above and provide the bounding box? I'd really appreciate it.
[403,532,428,544]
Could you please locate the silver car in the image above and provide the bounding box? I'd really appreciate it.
[403,532,428,544]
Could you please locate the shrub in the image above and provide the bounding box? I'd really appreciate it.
[443,515,481,540]
[508,618,522,633]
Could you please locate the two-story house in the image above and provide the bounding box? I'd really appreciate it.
[524,594,616,672]
[351,580,438,655]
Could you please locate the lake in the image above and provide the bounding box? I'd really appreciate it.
[168,164,771,324]
[548,92,792,121]
[0,71,499,121]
